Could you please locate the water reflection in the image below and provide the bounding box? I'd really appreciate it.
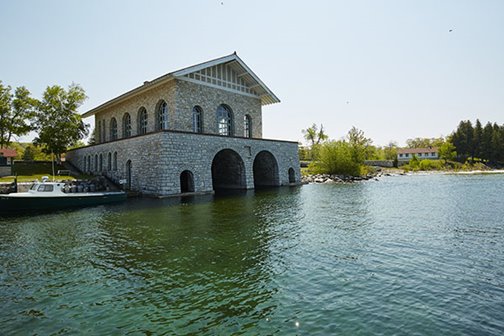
[2,177,504,335]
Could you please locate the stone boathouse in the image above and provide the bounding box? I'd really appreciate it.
[66,53,300,196]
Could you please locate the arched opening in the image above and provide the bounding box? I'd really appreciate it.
[244,114,252,138]
[107,152,112,171]
[126,160,132,190]
[138,107,148,135]
[94,154,98,172]
[192,106,203,133]
[123,113,132,137]
[180,170,195,193]
[288,167,296,183]
[211,149,246,190]
[216,104,233,136]
[110,118,118,140]
[156,100,168,130]
[253,151,280,188]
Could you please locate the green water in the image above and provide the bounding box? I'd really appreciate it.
[1,174,504,335]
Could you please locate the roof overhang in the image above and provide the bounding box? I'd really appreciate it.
[82,53,280,118]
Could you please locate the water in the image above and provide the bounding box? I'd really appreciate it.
[1,174,504,335]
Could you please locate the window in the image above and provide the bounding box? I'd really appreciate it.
[405,154,409,157]
[244,114,252,138]
[156,100,168,130]
[107,152,112,171]
[399,154,403,157]
[138,107,148,135]
[37,184,54,192]
[110,118,118,140]
[102,120,106,142]
[431,152,436,156]
[97,121,102,143]
[113,152,118,171]
[99,154,103,171]
[192,106,203,133]
[217,104,233,136]
[123,113,132,137]
[87,156,91,172]
[94,154,98,171]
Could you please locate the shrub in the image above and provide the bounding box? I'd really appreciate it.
[310,140,362,176]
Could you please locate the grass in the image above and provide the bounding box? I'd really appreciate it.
[0,174,76,183]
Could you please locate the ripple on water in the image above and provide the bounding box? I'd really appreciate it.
[1,176,504,334]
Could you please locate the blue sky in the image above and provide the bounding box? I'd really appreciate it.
[1,0,503,146]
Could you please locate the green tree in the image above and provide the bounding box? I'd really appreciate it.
[0,81,37,148]
[311,140,361,176]
[347,126,373,162]
[451,120,474,161]
[480,122,494,161]
[34,84,88,161]
[438,140,457,162]
[302,123,329,159]
[383,141,398,160]
[472,119,483,159]
[22,144,36,160]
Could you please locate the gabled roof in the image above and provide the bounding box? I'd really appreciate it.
[83,53,280,118]
[397,147,438,154]
[0,148,17,157]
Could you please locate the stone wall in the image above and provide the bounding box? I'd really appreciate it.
[0,166,11,177]
[66,131,300,196]
[94,79,263,144]
[175,79,262,137]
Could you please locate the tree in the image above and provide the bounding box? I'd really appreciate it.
[383,141,398,160]
[347,126,373,162]
[302,123,329,159]
[312,140,361,176]
[451,120,474,161]
[22,145,36,160]
[438,140,457,162]
[472,119,483,159]
[0,81,37,148]
[34,84,88,161]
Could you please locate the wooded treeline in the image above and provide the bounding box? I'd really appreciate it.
[451,120,504,164]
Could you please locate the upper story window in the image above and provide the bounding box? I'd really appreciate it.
[123,113,132,138]
[110,118,118,140]
[157,100,168,130]
[138,107,148,135]
[217,104,233,136]
[244,114,252,138]
[193,106,203,133]
[97,120,102,143]
[102,120,106,142]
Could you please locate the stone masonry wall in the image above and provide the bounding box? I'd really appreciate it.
[175,79,262,138]
[94,79,263,144]
[66,131,300,196]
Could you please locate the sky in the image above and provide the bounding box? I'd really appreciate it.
[1,0,503,146]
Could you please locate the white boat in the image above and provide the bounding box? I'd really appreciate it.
[0,177,127,214]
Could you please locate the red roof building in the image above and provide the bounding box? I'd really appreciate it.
[0,148,17,165]
[397,147,439,161]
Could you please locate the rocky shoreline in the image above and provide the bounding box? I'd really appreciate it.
[302,173,384,184]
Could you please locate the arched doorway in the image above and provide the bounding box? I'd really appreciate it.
[211,149,246,190]
[288,168,296,183]
[180,170,195,193]
[253,151,280,188]
[126,160,132,190]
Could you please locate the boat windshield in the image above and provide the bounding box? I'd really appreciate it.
[37,184,54,192]
[30,184,37,190]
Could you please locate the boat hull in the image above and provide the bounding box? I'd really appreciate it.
[0,193,127,214]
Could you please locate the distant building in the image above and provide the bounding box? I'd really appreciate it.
[66,53,300,196]
[397,147,439,162]
[0,148,17,165]
[0,148,16,177]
